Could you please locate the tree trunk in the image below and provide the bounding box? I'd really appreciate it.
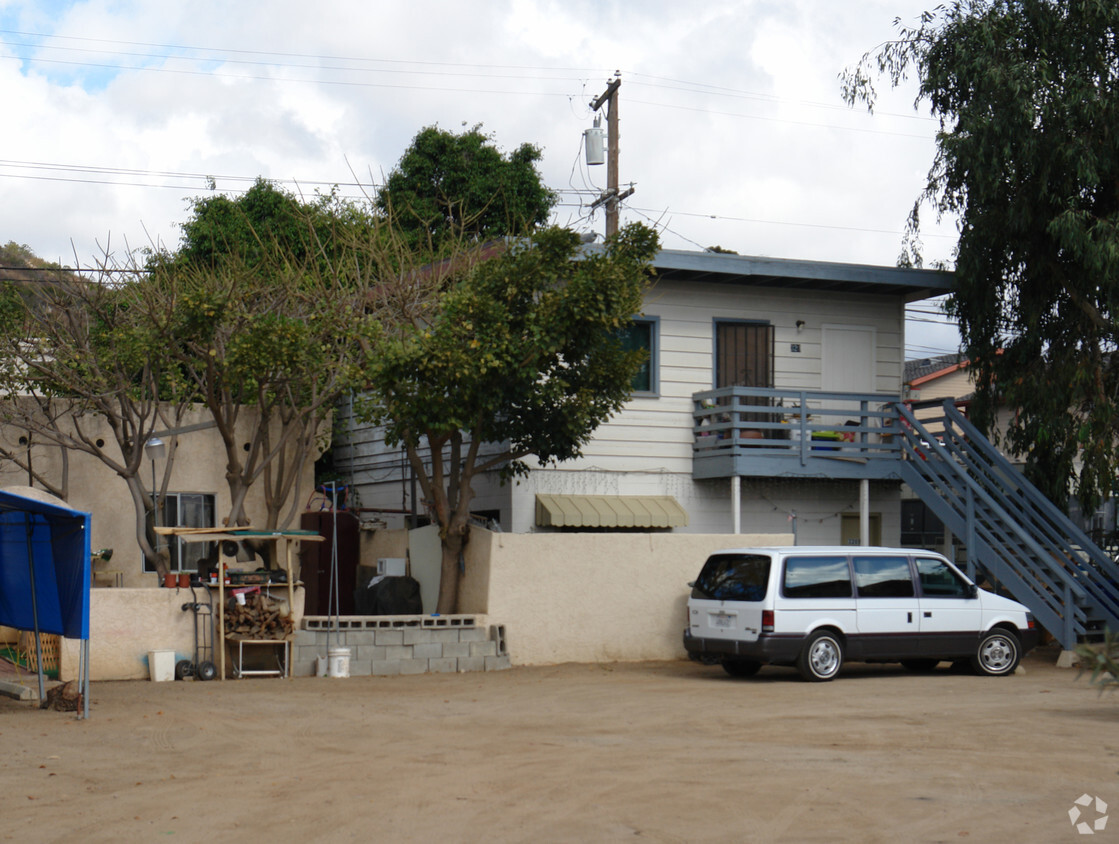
[435,526,466,614]
[129,479,164,577]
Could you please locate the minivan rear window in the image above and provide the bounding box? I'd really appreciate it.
[692,553,770,601]
[783,556,852,598]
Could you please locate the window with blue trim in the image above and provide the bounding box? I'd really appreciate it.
[620,318,657,395]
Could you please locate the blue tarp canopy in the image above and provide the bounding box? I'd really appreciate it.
[0,487,91,640]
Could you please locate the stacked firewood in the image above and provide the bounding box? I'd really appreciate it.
[224,592,294,639]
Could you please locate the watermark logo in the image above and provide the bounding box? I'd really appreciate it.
[1070,794,1109,835]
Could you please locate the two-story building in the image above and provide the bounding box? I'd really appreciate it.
[333,248,952,546]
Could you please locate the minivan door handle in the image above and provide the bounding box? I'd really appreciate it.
[907,612,912,623]
[923,611,932,618]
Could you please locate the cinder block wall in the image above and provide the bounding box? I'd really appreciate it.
[291,615,510,676]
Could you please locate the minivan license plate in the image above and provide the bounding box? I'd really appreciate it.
[712,612,734,629]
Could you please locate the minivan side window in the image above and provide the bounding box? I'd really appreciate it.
[915,557,971,597]
[853,555,915,598]
[692,553,771,601]
[783,556,852,599]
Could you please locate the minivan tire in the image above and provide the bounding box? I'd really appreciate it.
[722,659,762,678]
[971,628,1020,676]
[797,630,843,682]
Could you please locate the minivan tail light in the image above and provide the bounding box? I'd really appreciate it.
[762,610,774,633]
[1026,613,1036,630]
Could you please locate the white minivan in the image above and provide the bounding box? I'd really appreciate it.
[683,546,1039,681]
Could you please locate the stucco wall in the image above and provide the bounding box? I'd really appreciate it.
[58,585,305,681]
[458,529,792,665]
[0,405,318,588]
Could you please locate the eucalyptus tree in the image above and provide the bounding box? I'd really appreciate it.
[843,0,1119,509]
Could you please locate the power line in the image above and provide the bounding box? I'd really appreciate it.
[0,30,940,142]
[0,158,959,245]
[626,97,934,140]
[3,30,937,127]
[0,29,607,74]
[0,53,582,97]
[624,72,935,124]
[631,206,956,240]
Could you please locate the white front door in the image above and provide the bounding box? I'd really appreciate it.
[822,325,876,393]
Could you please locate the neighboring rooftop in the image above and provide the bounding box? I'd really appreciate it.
[905,353,968,385]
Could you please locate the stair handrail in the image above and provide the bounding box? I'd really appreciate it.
[895,404,1092,593]
[905,435,1077,602]
[938,400,1119,581]
[933,423,1099,589]
[896,399,1119,627]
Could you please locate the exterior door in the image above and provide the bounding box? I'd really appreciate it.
[822,325,875,393]
[841,513,881,546]
[851,553,920,658]
[716,321,774,427]
[716,321,774,389]
[915,555,981,657]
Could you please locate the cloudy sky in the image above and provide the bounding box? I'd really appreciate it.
[0,0,960,358]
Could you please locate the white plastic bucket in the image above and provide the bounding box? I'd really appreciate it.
[148,649,176,682]
[327,647,351,678]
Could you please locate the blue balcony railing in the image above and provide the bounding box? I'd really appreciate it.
[692,387,905,481]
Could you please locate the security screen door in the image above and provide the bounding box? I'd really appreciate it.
[715,321,774,389]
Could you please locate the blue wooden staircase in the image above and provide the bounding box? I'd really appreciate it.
[896,399,1119,649]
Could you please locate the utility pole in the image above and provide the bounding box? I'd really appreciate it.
[589,75,634,239]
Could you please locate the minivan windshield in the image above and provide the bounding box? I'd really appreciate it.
[692,553,771,601]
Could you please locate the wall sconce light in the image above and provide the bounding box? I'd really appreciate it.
[145,436,166,530]
[796,320,806,332]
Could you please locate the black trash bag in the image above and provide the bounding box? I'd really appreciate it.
[354,575,423,615]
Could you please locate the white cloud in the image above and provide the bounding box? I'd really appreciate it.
[0,0,961,353]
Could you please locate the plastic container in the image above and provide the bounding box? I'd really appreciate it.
[148,649,176,682]
[327,647,351,678]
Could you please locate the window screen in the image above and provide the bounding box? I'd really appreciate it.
[143,492,216,573]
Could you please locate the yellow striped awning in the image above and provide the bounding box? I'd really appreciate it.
[535,494,689,529]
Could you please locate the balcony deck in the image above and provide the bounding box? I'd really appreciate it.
[692,387,905,481]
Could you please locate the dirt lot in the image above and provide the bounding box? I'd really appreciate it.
[0,646,1116,843]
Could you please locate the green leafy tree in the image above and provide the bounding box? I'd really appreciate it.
[843,0,1119,510]
[144,186,390,531]
[162,178,355,271]
[376,125,557,250]
[358,223,659,613]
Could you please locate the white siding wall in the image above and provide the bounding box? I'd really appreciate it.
[334,277,907,537]
[511,470,899,544]
[520,277,904,476]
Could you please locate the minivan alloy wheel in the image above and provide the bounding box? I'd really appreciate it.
[798,630,843,682]
[971,629,1021,676]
